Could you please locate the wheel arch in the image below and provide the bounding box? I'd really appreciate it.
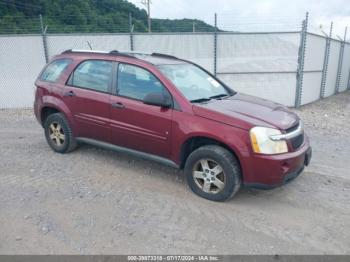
[179,135,242,170]
[40,96,74,130]
[40,106,60,126]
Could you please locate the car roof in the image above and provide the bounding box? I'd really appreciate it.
[60,49,187,66]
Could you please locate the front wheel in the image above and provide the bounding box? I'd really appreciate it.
[184,145,241,201]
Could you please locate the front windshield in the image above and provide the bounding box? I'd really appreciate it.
[157,63,232,102]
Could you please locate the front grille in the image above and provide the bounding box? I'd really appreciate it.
[291,133,304,149]
[284,121,304,150]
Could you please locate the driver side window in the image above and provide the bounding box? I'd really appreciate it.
[117,63,167,100]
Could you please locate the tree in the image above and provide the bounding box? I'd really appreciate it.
[0,0,216,34]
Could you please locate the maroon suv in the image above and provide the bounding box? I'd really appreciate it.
[34,50,312,201]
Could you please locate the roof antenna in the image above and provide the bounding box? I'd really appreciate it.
[87,41,93,50]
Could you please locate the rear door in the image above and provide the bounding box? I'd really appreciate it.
[64,59,114,142]
[110,63,173,158]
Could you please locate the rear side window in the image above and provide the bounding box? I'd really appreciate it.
[69,60,113,93]
[40,59,71,82]
[117,63,167,100]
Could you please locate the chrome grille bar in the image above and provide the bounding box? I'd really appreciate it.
[269,121,304,141]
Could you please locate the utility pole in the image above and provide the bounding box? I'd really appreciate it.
[192,21,196,32]
[141,0,151,33]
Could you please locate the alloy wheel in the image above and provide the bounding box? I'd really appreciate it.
[48,122,65,146]
[192,159,226,194]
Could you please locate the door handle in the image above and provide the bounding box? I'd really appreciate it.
[64,91,76,97]
[111,102,125,109]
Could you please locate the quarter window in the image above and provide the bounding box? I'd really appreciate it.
[117,63,167,100]
[40,59,71,82]
[70,60,113,93]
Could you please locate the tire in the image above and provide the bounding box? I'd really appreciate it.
[44,113,77,153]
[184,145,241,202]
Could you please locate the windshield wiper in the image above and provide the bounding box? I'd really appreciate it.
[191,94,231,103]
[209,94,230,99]
[190,98,212,103]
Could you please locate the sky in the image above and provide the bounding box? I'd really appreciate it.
[129,0,350,38]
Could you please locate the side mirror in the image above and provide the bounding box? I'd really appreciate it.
[143,92,171,108]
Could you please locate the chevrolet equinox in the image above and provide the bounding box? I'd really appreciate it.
[34,50,312,201]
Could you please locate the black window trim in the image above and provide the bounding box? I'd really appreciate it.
[65,59,116,95]
[114,62,176,109]
[39,58,73,83]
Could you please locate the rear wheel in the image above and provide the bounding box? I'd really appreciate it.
[184,145,241,201]
[44,113,77,153]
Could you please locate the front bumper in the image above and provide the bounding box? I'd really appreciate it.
[243,135,312,189]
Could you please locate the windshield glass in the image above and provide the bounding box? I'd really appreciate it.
[157,64,232,102]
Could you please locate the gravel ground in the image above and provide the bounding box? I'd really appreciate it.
[0,91,349,255]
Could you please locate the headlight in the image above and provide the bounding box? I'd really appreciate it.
[250,126,288,154]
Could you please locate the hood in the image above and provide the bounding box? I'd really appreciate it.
[192,93,299,130]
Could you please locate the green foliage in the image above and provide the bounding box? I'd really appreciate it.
[0,0,215,34]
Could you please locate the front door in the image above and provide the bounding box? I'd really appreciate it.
[110,63,173,158]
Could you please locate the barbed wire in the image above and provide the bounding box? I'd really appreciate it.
[0,12,346,36]
[0,23,301,33]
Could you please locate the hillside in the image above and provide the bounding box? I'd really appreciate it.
[0,0,216,34]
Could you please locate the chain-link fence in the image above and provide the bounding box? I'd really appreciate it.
[0,13,349,108]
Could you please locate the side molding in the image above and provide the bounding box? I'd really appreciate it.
[76,137,179,169]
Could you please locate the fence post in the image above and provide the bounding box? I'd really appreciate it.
[335,27,347,93]
[39,14,49,63]
[295,12,308,107]
[213,13,217,76]
[129,12,134,51]
[320,22,333,99]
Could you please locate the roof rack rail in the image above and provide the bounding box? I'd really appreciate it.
[109,50,138,59]
[113,50,152,55]
[61,49,109,54]
[60,49,178,62]
[61,49,138,59]
[61,49,72,54]
[151,53,178,59]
